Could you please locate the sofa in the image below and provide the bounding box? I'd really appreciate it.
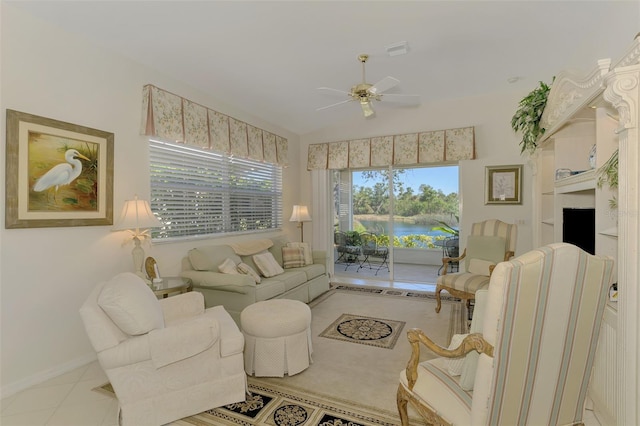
[181,238,330,324]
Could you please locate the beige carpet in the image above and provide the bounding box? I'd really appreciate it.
[251,286,464,424]
[95,286,464,425]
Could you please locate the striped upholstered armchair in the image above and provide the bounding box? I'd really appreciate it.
[435,219,517,313]
[398,243,614,426]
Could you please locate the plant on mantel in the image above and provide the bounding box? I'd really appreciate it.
[597,149,619,209]
[511,79,553,154]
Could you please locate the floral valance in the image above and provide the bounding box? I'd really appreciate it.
[307,126,475,170]
[140,84,288,167]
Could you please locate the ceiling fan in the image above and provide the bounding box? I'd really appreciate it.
[317,54,420,118]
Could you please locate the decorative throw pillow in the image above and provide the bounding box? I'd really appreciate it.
[252,251,285,277]
[445,333,469,376]
[467,258,496,276]
[282,246,305,269]
[464,235,506,272]
[237,262,261,283]
[287,242,313,265]
[218,258,239,274]
[188,248,216,271]
[98,272,164,336]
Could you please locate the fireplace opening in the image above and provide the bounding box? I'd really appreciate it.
[562,208,595,255]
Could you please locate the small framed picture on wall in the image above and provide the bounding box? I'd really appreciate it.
[485,164,523,205]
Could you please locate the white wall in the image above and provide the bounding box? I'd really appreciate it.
[0,4,303,395]
[299,91,534,257]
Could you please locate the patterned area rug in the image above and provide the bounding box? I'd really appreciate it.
[95,380,403,426]
[332,283,461,302]
[319,313,405,349]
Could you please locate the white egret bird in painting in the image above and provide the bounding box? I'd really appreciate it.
[33,149,90,195]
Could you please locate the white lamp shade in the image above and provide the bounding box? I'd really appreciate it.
[289,205,312,222]
[113,196,163,232]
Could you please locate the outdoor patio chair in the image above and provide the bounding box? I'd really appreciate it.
[334,230,361,270]
[435,219,517,314]
[357,232,389,276]
[397,243,615,426]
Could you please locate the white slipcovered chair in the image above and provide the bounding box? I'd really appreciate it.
[79,272,247,426]
[398,243,615,426]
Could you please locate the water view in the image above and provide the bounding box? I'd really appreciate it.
[358,220,451,238]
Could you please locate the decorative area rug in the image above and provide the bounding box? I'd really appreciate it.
[319,313,405,349]
[95,380,404,426]
[94,286,464,425]
[331,283,461,302]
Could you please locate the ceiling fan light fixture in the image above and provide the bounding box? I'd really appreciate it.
[316,52,419,117]
[360,100,375,117]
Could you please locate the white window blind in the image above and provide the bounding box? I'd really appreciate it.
[150,139,283,240]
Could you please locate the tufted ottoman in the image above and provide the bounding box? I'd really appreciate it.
[240,299,313,377]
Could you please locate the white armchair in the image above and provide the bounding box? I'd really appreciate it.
[398,243,615,425]
[80,272,246,426]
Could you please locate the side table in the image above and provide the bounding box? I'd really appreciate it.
[151,276,193,298]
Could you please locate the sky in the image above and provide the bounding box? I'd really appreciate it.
[352,166,459,195]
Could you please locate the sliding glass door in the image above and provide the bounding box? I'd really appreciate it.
[331,165,459,283]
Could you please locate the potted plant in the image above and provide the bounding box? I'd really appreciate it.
[432,220,459,261]
[511,79,553,154]
[431,220,459,238]
[597,149,618,209]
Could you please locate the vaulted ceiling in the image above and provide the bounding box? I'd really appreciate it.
[8,1,640,135]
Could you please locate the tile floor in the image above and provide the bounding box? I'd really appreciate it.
[1,277,602,426]
[1,361,118,426]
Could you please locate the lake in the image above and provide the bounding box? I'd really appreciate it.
[358,220,454,238]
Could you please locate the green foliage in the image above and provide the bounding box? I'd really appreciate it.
[597,149,618,190]
[597,149,618,209]
[345,230,362,246]
[431,220,459,237]
[511,79,553,154]
[352,182,459,217]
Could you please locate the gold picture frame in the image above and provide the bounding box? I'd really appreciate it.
[5,110,114,228]
[485,164,523,205]
[145,257,160,280]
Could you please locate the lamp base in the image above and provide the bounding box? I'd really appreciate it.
[131,237,148,282]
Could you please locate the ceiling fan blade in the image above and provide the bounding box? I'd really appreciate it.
[361,100,375,118]
[380,93,421,105]
[317,87,351,97]
[317,99,353,111]
[369,76,400,94]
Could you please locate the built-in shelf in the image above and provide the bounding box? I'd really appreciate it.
[599,227,618,237]
[542,191,554,195]
[555,169,596,193]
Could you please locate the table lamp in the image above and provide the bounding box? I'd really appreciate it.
[289,205,312,242]
[113,195,163,280]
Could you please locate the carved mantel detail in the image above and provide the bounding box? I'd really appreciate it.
[539,59,611,139]
[604,66,640,132]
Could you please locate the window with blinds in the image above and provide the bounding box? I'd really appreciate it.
[150,139,283,241]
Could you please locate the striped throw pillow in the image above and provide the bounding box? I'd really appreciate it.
[282,246,305,269]
[286,242,313,265]
[237,262,261,284]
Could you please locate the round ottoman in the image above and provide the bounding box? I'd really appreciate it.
[241,299,313,377]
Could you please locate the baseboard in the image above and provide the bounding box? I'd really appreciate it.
[1,353,97,399]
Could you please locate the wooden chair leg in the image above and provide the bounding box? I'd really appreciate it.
[435,286,443,313]
[396,385,410,426]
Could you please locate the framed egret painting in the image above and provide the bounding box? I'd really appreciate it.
[5,110,114,228]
